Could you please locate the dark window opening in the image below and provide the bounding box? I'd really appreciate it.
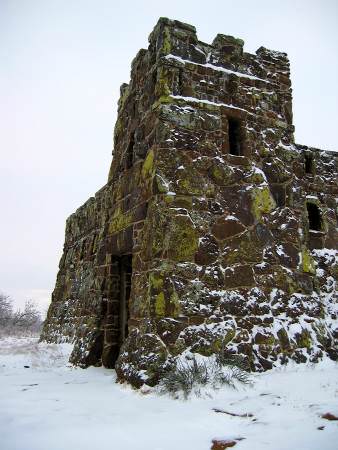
[305,154,314,174]
[152,68,157,88]
[126,134,134,169]
[307,203,322,231]
[177,69,183,95]
[132,101,137,119]
[228,118,242,156]
[79,239,86,261]
[90,235,98,255]
[272,186,285,208]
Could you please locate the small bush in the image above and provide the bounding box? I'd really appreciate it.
[160,351,251,399]
[160,357,209,398]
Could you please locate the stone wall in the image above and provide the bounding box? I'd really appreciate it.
[41,18,338,387]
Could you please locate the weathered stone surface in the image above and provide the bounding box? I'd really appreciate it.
[211,216,245,240]
[41,17,338,387]
[211,439,238,449]
[195,234,219,265]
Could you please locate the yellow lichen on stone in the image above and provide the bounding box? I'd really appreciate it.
[296,329,312,349]
[149,272,164,290]
[302,247,316,274]
[108,207,133,234]
[246,167,266,184]
[155,292,166,316]
[168,215,198,262]
[209,164,233,185]
[169,290,181,317]
[151,96,172,110]
[118,84,130,110]
[251,186,276,221]
[164,194,175,203]
[155,173,169,193]
[273,266,297,294]
[141,149,155,179]
[114,117,123,138]
[155,67,171,98]
[177,175,214,196]
[225,237,260,264]
[213,329,236,350]
[148,272,165,317]
[162,26,171,54]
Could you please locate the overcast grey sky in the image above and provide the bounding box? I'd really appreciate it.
[1,0,337,312]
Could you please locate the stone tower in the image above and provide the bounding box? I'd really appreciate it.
[41,18,338,387]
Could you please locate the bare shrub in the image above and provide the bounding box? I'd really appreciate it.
[0,292,43,337]
[0,292,13,327]
[12,300,43,334]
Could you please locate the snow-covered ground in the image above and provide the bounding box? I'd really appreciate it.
[0,337,337,450]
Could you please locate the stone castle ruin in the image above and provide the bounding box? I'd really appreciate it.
[41,18,338,387]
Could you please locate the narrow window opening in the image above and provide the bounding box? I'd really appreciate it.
[228,118,242,156]
[90,235,98,255]
[272,188,285,208]
[307,203,322,231]
[152,68,157,88]
[126,134,134,169]
[305,154,314,174]
[79,239,86,261]
[178,69,183,95]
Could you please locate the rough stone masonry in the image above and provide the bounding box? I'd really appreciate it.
[41,18,338,387]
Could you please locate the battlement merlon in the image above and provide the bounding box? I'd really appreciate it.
[148,17,292,95]
[108,18,294,182]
